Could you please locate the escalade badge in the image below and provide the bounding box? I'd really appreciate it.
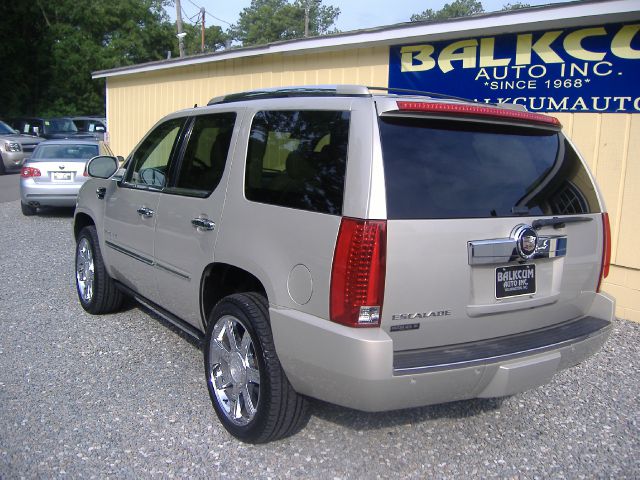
[512,224,538,259]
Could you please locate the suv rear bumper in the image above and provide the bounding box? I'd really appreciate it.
[270,292,614,412]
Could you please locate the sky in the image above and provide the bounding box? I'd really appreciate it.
[169,0,572,33]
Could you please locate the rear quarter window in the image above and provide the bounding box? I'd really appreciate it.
[245,110,350,215]
[379,117,601,219]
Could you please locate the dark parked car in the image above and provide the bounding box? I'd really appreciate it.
[71,117,107,141]
[9,117,97,140]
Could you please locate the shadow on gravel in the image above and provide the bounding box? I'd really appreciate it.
[30,206,75,218]
[122,299,505,435]
[309,396,504,431]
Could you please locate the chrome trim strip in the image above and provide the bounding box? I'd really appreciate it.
[155,262,191,281]
[468,235,567,265]
[105,241,191,280]
[105,240,153,266]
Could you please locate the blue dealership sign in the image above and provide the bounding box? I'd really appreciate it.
[389,23,640,113]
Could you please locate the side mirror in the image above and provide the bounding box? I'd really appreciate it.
[87,155,119,179]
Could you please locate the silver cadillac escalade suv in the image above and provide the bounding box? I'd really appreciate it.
[74,85,615,443]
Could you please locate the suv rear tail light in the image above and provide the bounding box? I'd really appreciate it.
[330,218,386,327]
[597,212,611,293]
[396,101,561,127]
[20,167,41,178]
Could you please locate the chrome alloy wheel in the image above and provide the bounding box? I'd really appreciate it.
[208,315,261,426]
[76,237,95,303]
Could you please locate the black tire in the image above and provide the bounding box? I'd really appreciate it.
[75,225,124,314]
[204,293,309,443]
[0,157,6,175]
[21,202,36,216]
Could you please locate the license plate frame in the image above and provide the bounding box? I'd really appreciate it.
[53,171,72,181]
[495,264,536,299]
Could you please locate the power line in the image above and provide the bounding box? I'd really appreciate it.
[206,11,232,27]
[184,0,233,26]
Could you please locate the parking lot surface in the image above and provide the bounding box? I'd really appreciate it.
[0,199,638,479]
[0,173,19,203]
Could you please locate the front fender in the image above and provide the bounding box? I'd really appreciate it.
[74,178,113,276]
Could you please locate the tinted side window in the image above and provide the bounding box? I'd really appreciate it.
[173,112,236,195]
[379,117,601,219]
[126,118,184,189]
[245,110,349,215]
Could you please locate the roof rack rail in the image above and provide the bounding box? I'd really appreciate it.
[366,86,477,104]
[207,85,371,105]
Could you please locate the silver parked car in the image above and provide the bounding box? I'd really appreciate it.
[73,85,614,443]
[0,120,43,174]
[20,139,113,215]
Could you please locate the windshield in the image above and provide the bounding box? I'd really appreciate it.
[0,121,16,135]
[45,118,78,134]
[32,144,98,161]
[379,117,601,219]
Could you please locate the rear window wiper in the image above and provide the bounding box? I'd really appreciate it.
[532,216,593,230]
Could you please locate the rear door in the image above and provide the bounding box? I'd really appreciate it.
[102,117,185,301]
[375,100,604,351]
[153,111,239,328]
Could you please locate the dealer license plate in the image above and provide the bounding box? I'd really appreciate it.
[496,264,536,299]
[53,171,72,181]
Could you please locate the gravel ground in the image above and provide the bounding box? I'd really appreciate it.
[0,200,638,479]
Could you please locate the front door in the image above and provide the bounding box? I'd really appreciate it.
[153,111,239,328]
[102,117,185,301]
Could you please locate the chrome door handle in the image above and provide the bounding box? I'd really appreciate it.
[191,217,216,231]
[137,206,154,218]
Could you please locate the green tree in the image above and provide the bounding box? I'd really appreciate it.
[231,0,340,46]
[0,0,177,117]
[182,23,229,55]
[410,0,484,21]
[502,2,531,10]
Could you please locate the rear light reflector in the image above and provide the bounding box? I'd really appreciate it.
[597,212,611,293]
[396,101,561,127]
[330,218,386,328]
[20,167,41,178]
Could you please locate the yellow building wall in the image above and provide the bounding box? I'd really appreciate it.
[104,47,639,321]
[555,112,640,321]
[106,47,389,157]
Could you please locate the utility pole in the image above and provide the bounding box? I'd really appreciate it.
[175,0,186,58]
[304,1,310,37]
[201,7,205,53]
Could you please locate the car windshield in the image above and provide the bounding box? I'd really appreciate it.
[46,118,78,134]
[31,144,98,161]
[0,121,16,135]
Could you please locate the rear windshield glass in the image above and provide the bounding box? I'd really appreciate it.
[32,144,98,160]
[379,117,601,219]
